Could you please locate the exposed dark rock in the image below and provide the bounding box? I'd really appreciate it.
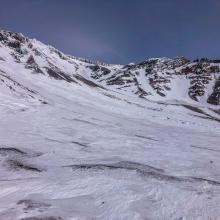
[17,199,51,211]
[148,76,170,97]
[33,48,42,56]
[45,67,76,83]
[41,100,48,104]
[68,160,164,173]
[0,31,26,43]
[0,32,7,41]
[74,74,105,89]
[7,159,43,172]
[135,135,158,141]
[0,147,26,156]
[190,145,220,153]
[89,65,111,80]
[45,68,63,80]
[200,58,210,63]
[0,31,27,55]
[191,177,220,186]
[26,55,44,74]
[212,59,220,63]
[71,141,89,148]
[68,161,182,183]
[107,75,126,85]
[28,43,33,49]
[27,55,35,65]
[88,65,100,72]
[0,72,38,94]
[207,78,220,105]
[67,161,220,186]
[19,217,62,220]
[182,104,220,123]
[7,40,21,50]
[209,65,220,73]
[210,108,220,115]
[105,70,135,86]
[99,66,111,75]
[11,53,21,62]
[70,118,98,125]
[188,74,212,101]
[182,105,204,114]
[135,86,149,98]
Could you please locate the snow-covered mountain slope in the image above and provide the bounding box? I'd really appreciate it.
[0,30,220,220]
[1,30,220,106]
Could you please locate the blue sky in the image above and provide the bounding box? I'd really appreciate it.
[0,0,220,64]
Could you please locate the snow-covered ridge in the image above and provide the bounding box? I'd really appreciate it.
[0,30,220,107]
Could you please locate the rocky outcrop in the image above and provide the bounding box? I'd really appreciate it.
[207,78,220,105]
[26,55,44,74]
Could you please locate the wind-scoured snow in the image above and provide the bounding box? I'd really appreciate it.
[0,30,220,220]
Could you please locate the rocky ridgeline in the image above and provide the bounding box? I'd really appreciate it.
[89,57,220,104]
[0,30,220,105]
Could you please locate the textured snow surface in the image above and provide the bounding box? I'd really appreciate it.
[0,31,220,220]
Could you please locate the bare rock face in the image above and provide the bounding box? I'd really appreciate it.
[88,65,111,79]
[26,55,36,65]
[207,78,220,105]
[181,60,220,102]
[19,217,62,220]
[0,31,27,53]
[26,55,44,74]
[92,57,220,102]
